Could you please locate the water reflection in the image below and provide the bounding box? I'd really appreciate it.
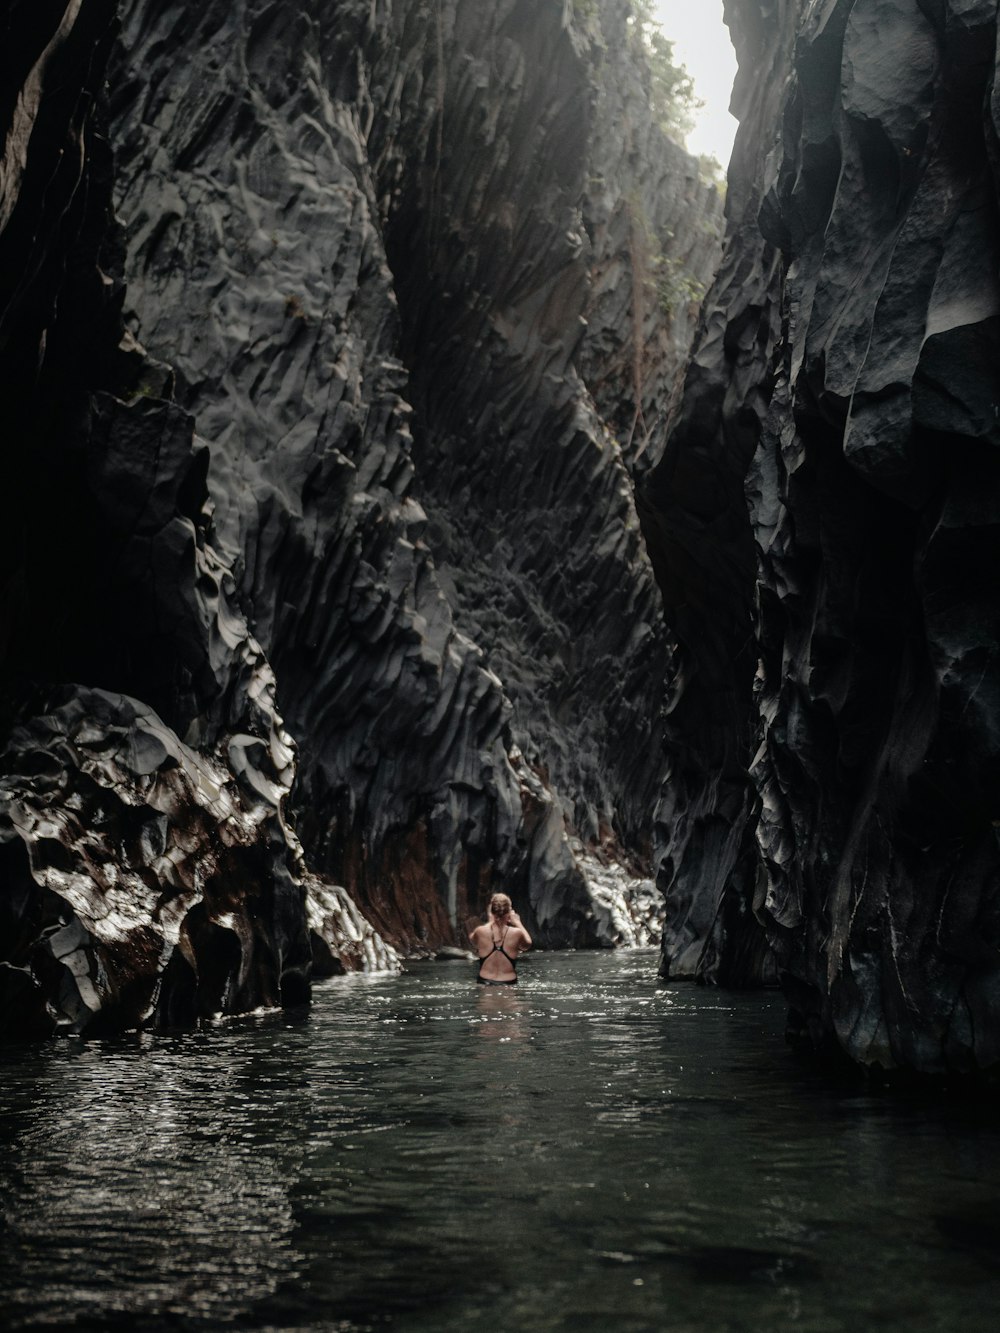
[2,952,1000,1331]
[1,1031,304,1327]
[472,984,530,1047]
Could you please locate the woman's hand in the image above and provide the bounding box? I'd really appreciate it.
[509,910,522,927]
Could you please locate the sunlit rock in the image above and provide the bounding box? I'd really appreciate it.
[0,687,311,1037]
[305,875,400,978]
[575,846,664,948]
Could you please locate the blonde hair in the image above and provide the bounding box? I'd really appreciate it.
[489,892,512,917]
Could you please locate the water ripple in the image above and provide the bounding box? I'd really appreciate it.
[2,952,999,1330]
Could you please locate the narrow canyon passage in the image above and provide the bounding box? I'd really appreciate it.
[3,952,998,1332]
[6,0,1000,1075]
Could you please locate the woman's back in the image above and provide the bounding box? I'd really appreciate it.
[472,922,528,983]
[469,894,532,985]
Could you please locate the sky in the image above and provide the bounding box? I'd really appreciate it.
[652,0,739,167]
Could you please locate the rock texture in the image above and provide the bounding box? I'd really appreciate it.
[0,1,390,1038]
[575,846,664,947]
[639,0,789,989]
[1,0,720,1035]
[108,0,721,952]
[11,0,999,1074]
[644,0,1000,1073]
[1,688,303,1036]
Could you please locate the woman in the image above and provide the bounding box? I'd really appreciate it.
[469,893,532,985]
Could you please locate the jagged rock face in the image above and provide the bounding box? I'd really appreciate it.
[109,0,721,951]
[0,2,386,1037]
[0,683,395,1037]
[0,688,307,1037]
[639,0,789,988]
[2,0,720,1035]
[645,0,1000,1072]
[365,0,721,851]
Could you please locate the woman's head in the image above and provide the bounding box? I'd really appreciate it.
[489,892,512,918]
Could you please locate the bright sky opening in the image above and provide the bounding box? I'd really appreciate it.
[653,0,739,168]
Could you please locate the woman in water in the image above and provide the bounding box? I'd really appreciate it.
[469,893,532,985]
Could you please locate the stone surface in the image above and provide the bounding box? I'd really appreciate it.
[108,0,721,952]
[639,0,789,988]
[643,0,1000,1073]
[10,0,1000,1072]
[575,845,664,948]
[0,1,392,1038]
[0,687,309,1037]
[304,874,399,978]
[1,0,720,1036]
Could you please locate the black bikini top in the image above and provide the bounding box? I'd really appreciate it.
[486,927,517,965]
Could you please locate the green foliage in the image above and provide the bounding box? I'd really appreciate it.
[651,249,706,315]
[698,153,727,199]
[626,0,702,145]
[628,195,705,319]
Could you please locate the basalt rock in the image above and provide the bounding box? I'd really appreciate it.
[0,687,302,1037]
[639,0,789,989]
[0,1,392,1038]
[108,0,721,952]
[0,682,395,1037]
[643,0,1000,1073]
[1,0,721,1036]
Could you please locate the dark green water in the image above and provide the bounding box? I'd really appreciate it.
[2,951,999,1331]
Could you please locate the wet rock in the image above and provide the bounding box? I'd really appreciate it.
[643,0,1000,1072]
[0,687,311,1036]
[305,874,400,978]
[108,0,722,950]
[575,846,664,948]
[433,946,476,962]
[0,1,389,1037]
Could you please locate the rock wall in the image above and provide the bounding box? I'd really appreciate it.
[0,0,391,1038]
[108,0,721,952]
[12,0,996,1073]
[644,0,1000,1073]
[1,0,721,1034]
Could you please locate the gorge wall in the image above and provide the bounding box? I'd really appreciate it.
[106,0,720,952]
[0,0,398,1038]
[0,0,719,1035]
[645,0,1000,1074]
[9,0,998,1076]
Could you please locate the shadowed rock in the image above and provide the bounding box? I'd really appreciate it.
[643,0,1000,1073]
[109,0,721,951]
[1,0,720,1035]
[0,1,392,1037]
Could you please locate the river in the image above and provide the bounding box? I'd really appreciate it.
[2,951,999,1331]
